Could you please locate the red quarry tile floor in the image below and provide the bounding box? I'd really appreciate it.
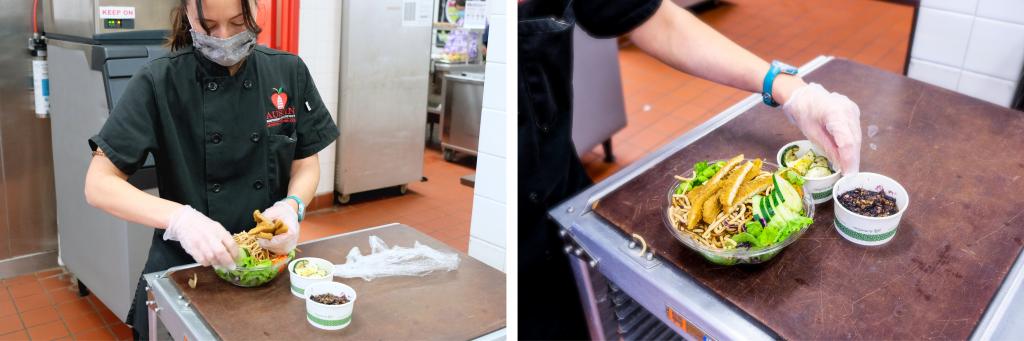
[581,0,914,181]
[0,270,126,341]
[300,146,475,253]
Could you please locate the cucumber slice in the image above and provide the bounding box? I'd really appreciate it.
[752,195,769,226]
[773,172,803,212]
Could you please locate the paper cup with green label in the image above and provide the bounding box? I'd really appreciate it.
[305,281,357,331]
[288,257,334,298]
[831,173,909,246]
[777,140,841,204]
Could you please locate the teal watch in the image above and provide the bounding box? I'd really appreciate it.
[762,60,799,107]
[283,195,305,222]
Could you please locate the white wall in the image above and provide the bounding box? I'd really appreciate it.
[908,0,1024,107]
[468,0,507,272]
[297,0,343,196]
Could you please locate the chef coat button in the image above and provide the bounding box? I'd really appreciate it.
[243,80,254,89]
[250,132,261,143]
[206,81,218,92]
[253,180,264,190]
[210,132,223,144]
[529,192,539,203]
[211,183,222,193]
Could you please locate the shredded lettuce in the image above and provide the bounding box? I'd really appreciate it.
[732,199,813,249]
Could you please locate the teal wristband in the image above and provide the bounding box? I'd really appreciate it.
[283,195,305,222]
[762,60,799,107]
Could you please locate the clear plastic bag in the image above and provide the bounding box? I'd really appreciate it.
[333,236,460,281]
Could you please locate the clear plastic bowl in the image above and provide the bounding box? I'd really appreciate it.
[663,159,815,265]
[214,250,296,287]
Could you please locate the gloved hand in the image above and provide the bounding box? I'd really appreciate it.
[164,205,239,269]
[257,201,300,255]
[782,82,863,174]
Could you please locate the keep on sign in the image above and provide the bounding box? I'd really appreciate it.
[98,6,136,19]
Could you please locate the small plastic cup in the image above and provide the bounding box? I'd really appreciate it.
[288,257,334,298]
[305,281,357,331]
[777,140,841,204]
[832,172,909,246]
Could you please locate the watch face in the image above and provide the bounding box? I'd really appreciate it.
[775,61,798,74]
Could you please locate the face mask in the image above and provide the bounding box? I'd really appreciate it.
[191,29,256,67]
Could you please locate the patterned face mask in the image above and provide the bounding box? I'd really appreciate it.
[191,29,257,67]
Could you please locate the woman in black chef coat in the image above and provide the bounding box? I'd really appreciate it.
[83,0,338,339]
[519,0,863,339]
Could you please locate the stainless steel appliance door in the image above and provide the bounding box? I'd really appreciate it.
[336,0,431,196]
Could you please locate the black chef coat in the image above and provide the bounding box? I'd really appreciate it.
[519,0,662,339]
[88,45,339,339]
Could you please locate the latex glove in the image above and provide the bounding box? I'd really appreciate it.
[782,82,863,174]
[257,201,300,255]
[164,205,239,269]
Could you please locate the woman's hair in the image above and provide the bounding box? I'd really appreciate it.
[166,0,262,51]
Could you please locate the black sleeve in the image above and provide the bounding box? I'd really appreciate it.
[88,65,159,175]
[294,58,340,159]
[575,0,663,38]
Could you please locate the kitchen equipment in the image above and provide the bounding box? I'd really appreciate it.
[440,72,484,161]
[44,0,174,321]
[43,0,174,43]
[550,56,1024,340]
[572,26,626,162]
[427,61,483,144]
[144,223,506,340]
[334,0,432,204]
[0,0,61,278]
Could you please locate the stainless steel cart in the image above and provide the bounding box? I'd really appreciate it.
[144,223,507,340]
[549,56,1024,340]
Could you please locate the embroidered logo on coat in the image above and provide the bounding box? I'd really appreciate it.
[270,87,288,110]
[266,86,295,127]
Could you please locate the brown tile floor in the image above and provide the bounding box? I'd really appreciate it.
[581,0,914,181]
[1,147,475,340]
[0,269,131,341]
[300,147,476,252]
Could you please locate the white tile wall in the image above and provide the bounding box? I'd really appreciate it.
[962,18,1024,81]
[470,195,506,248]
[908,59,961,91]
[910,8,974,67]
[909,0,1024,107]
[921,0,978,14]
[482,63,507,110]
[475,152,506,204]
[478,109,506,158]
[468,236,506,272]
[298,0,343,195]
[958,70,1017,106]
[469,0,507,272]
[976,0,1024,26]
[487,15,507,64]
